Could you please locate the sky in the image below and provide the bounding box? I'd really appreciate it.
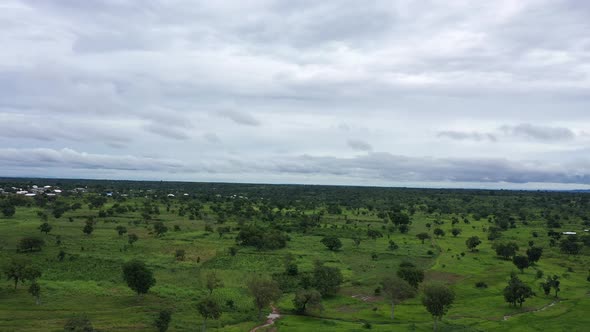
[1,0,590,189]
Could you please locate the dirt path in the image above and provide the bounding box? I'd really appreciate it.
[249,306,281,332]
[502,299,559,321]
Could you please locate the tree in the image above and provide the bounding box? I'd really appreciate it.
[465,236,481,252]
[560,237,581,255]
[154,309,172,332]
[38,222,52,235]
[153,221,168,237]
[115,225,127,236]
[320,236,342,251]
[122,260,156,295]
[2,205,16,217]
[64,314,94,332]
[312,262,343,297]
[352,235,362,248]
[29,282,41,305]
[381,276,416,320]
[451,228,461,237]
[503,273,534,307]
[367,229,383,240]
[17,237,44,252]
[433,228,445,238]
[293,288,322,315]
[541,275,561,297]
[397,266,425,289]
[512,255,530,273]
[128,233,139,246]
[417,232,431,244]
[82,222,94,236]
[526,246,543,265]
[422,283,455,332]
[3,257,41,289]
[493,242,519,260]
[197,297,222,332]
[247,277,281,318]
[206,271,223,295]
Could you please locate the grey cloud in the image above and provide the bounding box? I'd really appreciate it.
[144,123,190,140]
[218,109,261,126]
[500,123,576,141]
[347,139,373,151]
[204,132,221,143]
[437,131,497,142]
[0,148,184,171]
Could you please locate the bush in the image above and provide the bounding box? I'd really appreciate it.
[64,314,94,332]
[475,281,488,289]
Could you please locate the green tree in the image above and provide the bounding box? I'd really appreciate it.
[422,283,455,332]
[115,225,127,236]
[16,237,44,252]
[560,237,581,255]
[206,271,223,295]
[320,236,342,251]
[417,232,431,244]
[433,228,445,238]
[82,222,94,236]
[247,277,281,318]
[64,314,94,332]
[493,242,519,260]
[2,205,16,217]
[451,228,461,237]
[397,266,424,289]
[512,255,530,273]
[312,262,343,297]
[122,260,156,295]
[3,257,41,289]
[197,297,221,332]
[465,236,482,252]
[381,276,416,320]
[293,288,322,314]
[38,222,52,235]
[154,309,172,332]
[29,282,41,305]
[352,235,362,248]
[367,229,383,240]
[153,221,168,237]
[503,273,534,307]
[128,233,139,246]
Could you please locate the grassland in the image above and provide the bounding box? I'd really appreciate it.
[1,187,589,331]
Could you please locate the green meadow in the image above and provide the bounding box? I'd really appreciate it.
[1,182,589,331]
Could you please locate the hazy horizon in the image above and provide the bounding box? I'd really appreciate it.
[1,1,590,189]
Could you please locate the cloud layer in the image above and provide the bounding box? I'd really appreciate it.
[1,1,590,188]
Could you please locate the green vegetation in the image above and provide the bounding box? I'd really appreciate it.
[1,179,590,331]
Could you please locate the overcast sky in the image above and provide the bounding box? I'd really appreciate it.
[1,0,590,189]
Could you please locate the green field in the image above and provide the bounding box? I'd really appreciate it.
[1,181,589,331]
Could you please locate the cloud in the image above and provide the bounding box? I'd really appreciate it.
[203,132,221,143]
[0,148,184,171]
[218,109,261,126]
[347,139,373,151]
[144,123,190,140]
[437,131,497,142]
[500,123,575,141]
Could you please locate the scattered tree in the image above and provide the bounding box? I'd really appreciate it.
[493,242,519,260]
[433,228,445,238]
[115,225,127,236]
[38,222,52,235]
[451,228,461,237]
[465,236,481,252]
[526,246,543,265]
[197,297,222,332]
[293,288,322,315]
[312,262,343,297]
[422,283,455,332]
[29,282,41,305]
[128,233,139,246]
[320,236,342,251]
[154,309,172,332]
[3,257,41,289]
[503,273,534,307]
[512,255,530,273]
[206,271,223,295]
[417,232,431,244]
[397,265,425,289]
[381,276,416,320]
[153,221,168,237]
[247,277,281,318]
[122,260,156,295]
[64,314,94,332]
[17,237,44,252]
